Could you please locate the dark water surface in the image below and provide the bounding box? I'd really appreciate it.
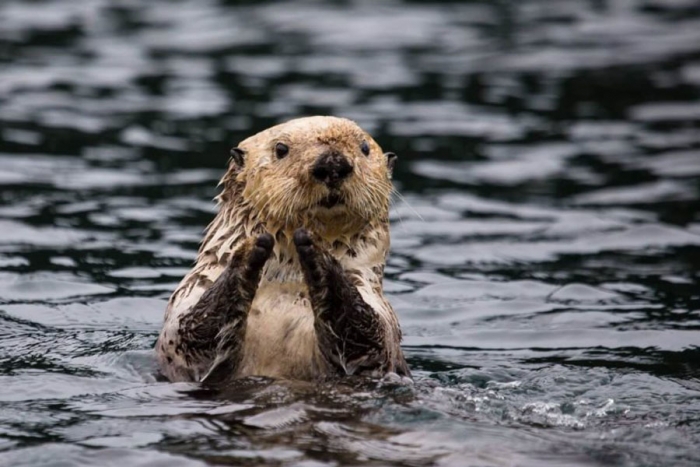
[1,0,700,465]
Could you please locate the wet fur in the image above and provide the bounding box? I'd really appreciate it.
[156,116,409,383]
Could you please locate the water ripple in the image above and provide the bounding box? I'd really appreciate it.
[1,0,699,465]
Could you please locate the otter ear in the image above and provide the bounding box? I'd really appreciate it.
[230,147,245,167]
[384,152,397,173]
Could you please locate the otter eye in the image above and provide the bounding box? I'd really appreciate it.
[360,140,370,156]
[275,142,289,159]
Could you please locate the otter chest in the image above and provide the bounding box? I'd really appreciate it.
[238,281,321,379]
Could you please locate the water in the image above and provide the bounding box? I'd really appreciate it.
[1,0,699,465]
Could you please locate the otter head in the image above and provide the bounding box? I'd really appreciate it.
[223,116,397,240]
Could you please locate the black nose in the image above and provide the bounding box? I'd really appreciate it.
[311,152,353,187]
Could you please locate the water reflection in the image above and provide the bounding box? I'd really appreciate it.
[1,0,699,465]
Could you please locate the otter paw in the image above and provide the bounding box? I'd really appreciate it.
[248,232,274,271]
[293,228,317,260]
[293,228,317,261]
[293,228,313,248]
[293,228,325,283]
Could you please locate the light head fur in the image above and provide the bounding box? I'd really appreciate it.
[214,116,394,255]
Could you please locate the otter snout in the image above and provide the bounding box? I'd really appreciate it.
[311,152,353,188]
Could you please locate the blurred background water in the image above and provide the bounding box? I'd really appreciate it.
[1,0,699,465]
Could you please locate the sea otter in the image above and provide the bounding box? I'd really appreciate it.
[156,116,409,384]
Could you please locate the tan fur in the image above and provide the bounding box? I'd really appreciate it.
[157,116,401,381]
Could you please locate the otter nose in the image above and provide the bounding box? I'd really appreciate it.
[311,152,353,187]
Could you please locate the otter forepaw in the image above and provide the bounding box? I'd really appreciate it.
[222,231,274,295]
[292,227,312,249]
[248,232,274,271]
[293,228,316,261]
[293,228,330,286]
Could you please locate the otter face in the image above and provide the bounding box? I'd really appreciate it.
[231,116,396,236]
